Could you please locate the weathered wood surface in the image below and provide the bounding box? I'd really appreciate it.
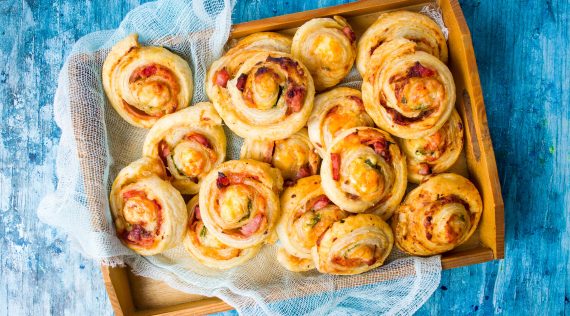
[0,0,567,315]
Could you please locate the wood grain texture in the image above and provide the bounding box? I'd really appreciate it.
[0,1,568,316]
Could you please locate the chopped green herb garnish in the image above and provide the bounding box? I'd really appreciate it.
[364,159,376,168]
[200,226,207,237]
[307,213,321,228]
[401,96,407,104]
[273,86,283,108]
[340,219,345,224]
[412,104,429,111]
[170,155,185,175]
[459,214,466,222]
[346,243,360,253]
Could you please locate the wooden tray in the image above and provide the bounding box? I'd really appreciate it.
[98,0,504,314]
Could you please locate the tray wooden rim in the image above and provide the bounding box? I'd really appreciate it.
[97,0,505,315]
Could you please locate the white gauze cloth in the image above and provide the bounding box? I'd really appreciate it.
[38,0,443,314]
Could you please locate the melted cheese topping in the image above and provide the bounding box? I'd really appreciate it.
[400,77,444,114]
[272,138,310,179]
[345,157,382,197]
[311,34,343,65]
[123,195,158,232]
[172,140,208,177]
[219,184,252,224]
[251,68,280,110]
[431,203,470,244]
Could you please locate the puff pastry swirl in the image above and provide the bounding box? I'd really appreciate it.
[110,157,187,255]
[292,16,356,91]
[276,176,348,271]
[142,102,226,194]
[356,10,448,76]
[226,32,292,56]
[102,34,193,128]
[361,38,456,139]
[399,109,464,183]
[308,87,374,158]
[321,127,407,219]
[312,213,393,275]
[240,128,320,186]
[183,195,260,269]
[392,173,483,256]
[206,50,315,140]
[199,159,283,249]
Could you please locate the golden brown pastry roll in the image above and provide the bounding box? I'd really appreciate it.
[102,34,193,128]
[142,102,226,195]
[356,10,448,76]
[226,32,292,56]
[312,213,393,275]
[291,16,356,91]
[206,50,315,140]
[199,159,283,249]
[361,38,455,139]
[240,128,320,186]
[392,173,483,256]
[399,110,464,183]
[276,246,315,272]
[110,157,187,255]
[321,127,407,219]
[183,195,260,269]
[276,176,348,271]
[308,87,374,158]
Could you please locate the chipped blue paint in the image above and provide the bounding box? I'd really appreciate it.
[0,0,568,315]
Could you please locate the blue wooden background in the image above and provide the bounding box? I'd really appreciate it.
[1,0,568,315]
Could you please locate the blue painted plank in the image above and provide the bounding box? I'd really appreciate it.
[0,0,568,315]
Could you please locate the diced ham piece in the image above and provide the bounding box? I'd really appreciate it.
[331,153,341,181]
[194,205,202,220]
[236,73,247,92]
[141,65,157,77]
[296,164,312,179]
[127,225,143,241]
[342,26,356,43]
[312,196,331,211]
[418,163,431,175]
[122,190,146,200]
[240,214,263,237]
[215,68,230,88]
[286,85,306,113]
[216,172,230,188]
[186,133,212,149]
[158,140,170,161]
[408,62,435,78]
[284,179,296,187]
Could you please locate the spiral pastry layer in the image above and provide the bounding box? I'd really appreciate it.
[276,176,348,268]
[102,34,193,128]
[110,157,187,255]
[207,50,315,140]
[399,109,464,183]
[361,38,456,139]
[240,128,320,186]
[291,16,356,91]
[199,159,284,249]
[321,127,407,219]
[356,10,448,76]
[392,173,483,256]
[226,32,292,56]
[183,195,260,269]
[308,87,374,158]
[312,213,393,275]
[276,246,315,272]
[142,102,226,194]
